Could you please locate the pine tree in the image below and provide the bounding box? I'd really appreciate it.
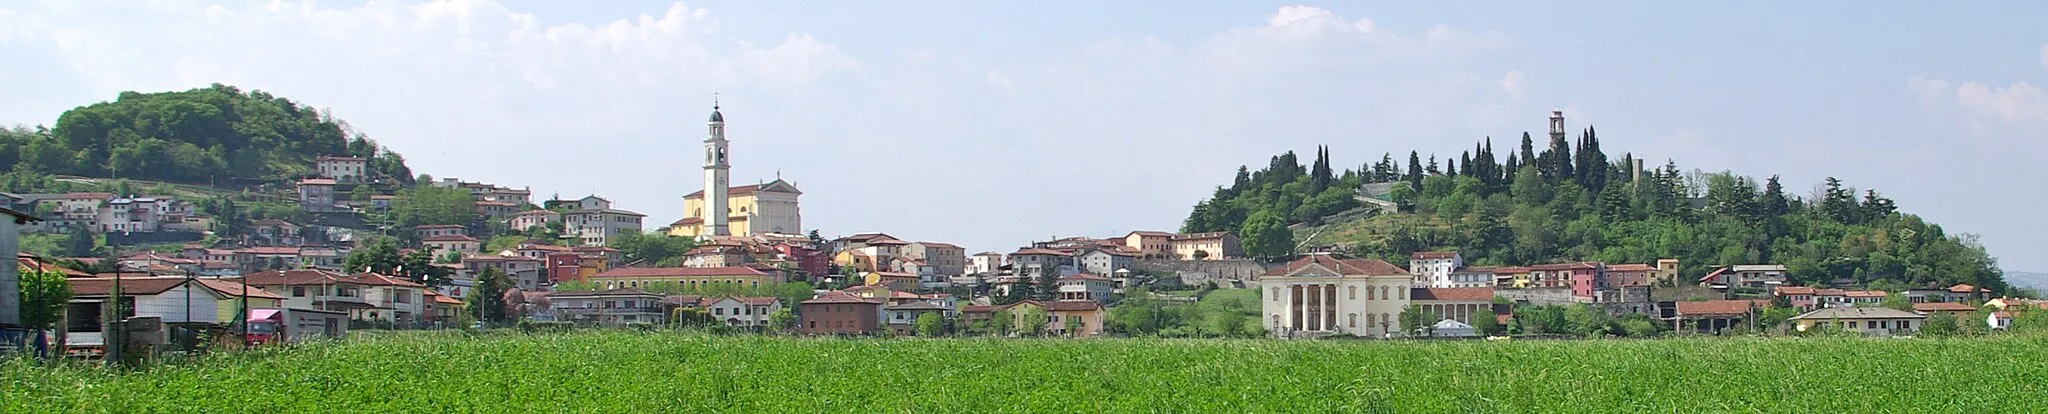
[1819,177,1860,224]
[1406,151,1424,190]
[1518,132,1537,169]
[1760,175,1788,217]
[1447,158,1459,177]
[1862,189,1896,221]
[1426,154,1440,175]
[1504,154,1520,179]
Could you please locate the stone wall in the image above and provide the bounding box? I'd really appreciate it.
[1495,287,1581,306]
[1133,259,1271,288]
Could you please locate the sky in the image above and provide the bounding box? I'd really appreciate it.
[1,1,2044,270]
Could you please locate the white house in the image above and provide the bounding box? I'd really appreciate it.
[1260,253,1416,338]
[1990,312,2014,330]
[1055,273,1116,304]
[1789,307,1926,336]
[316,155,367,183]
[1,207,37,327]
[1408,251,1462,288]
[701,296,781,327]
[560,196,645,247]
[1077,248,1136,277]
[969,251,1004,275]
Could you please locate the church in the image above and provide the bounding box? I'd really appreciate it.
[665,101,804,239]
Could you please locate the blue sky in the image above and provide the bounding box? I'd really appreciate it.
[2,1,2044,270]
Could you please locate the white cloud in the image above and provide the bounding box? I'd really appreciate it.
[1907,44,2048,137]
[0,2,1531,252]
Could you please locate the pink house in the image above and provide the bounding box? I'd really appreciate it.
[1532,262,1602,297]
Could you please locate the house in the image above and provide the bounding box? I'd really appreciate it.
[422,290,463,322]
[479,186,531,205]
[40,192,112,232]
[461,253,545,291]
[98,196,172,233]
[297,179,338,212]
[883,300,951,335]
[1121,231,1175,258]
[193,278,286,324]
[1408,251,1463,288]
[701,296,781,327]
[668,180,804,238]
[1650,259,1681,286]
[863,271,921,291]
[1673,300,1765,334]
[1948,284,1992,303]
[547,288,668,327]
[248,219,305,246]
[475,201,519,218]
[315,155,368,183]
[858,239,909,261]
[1169,232,1243,260]
[1409,287,1498,327]
[800,291,883,335]
[369,194,395,210]
[1076,248,1136,277]
[998,300,1106,337]
[240,269,429,323]
[968,251,1004,275]
[682,245,754,268]
[1054,273,1116,304]
[1789,307,1925,335]
[63,277,230,349]
[1774,286,1821,310]
[1602,263,1656,288]
[422,235,480,255]
[588,266,782,291]
[1700,264,1788,289]
[1258,253,1415,338]
[1008,248,1075,277]
[414,224,468,239]
[1988,312,2013,330]
[903,242,967,277]
[1490,267,1533,289]
[1912,302,1978,319]
[559,196,645,247]
[828,232,900,254]
[1529,262,1602,296]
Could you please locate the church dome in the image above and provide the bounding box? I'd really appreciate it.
[709,107,724,123]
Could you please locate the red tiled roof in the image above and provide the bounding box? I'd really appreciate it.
[1699,267,1730,283]
[1169,232,1232,241]
[1949,284,1989,294]
[1410,287,1494,301]
[316,155,365,162]
[194,279,284,300]
[1530,262,1599,271]
[669,217,704,227]
[1041,300,1102,312]
[69,277,196,297]
[1263,254,1408,277]
[1675,300,1761,316]
[1059,273,1112,282]
[590,266,767,278]
[1913,302,1978,312]
[961,305,1001,314]
[1012,248,1071,256]
[17,256,91,277]
[59,192,113,200]
[423,234,479,242]
[1409,251,1459,260]
[1843,290,1887,298]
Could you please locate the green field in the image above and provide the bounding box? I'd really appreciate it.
[6,331,2048,413]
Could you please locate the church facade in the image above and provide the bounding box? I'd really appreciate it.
[665,102,803,239]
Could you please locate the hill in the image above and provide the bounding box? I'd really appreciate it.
[0,84,413,189]
[2007,271,2048,292]
[1181,132,2008,293]
[7,331,2042,412]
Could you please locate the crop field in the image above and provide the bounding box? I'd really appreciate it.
[6,331,2048,413]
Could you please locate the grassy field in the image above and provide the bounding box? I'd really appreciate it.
[6,331,2048,413]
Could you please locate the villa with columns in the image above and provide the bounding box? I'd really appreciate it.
[1260,253,1499,338]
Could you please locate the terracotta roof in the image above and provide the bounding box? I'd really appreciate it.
[870,271,919,279]
[1790,307,1926,321]
[802,290,882,305]
[548,288,662,298]
[1949,284,1989,294]
[1410,287,1494,301]
[1606,264,1656,272]
[427,291,463,305]
[1080,248,1136,257]
[194,279,284,300]
[69,277,198,297]
[960,305,1002,314]
[1699,267,1730,283]
[17,255,91,277]
[1169,232,1232,241]
[59,192,113,200]
[590,266,767,278]
[1059,273,1112,282]
[1409,251,1459,260]
[1843,290,1887,298]
[1530,262,1600,271]
[1263,254,1408,277]
[1775,286,1817,295]
[884,300,951,311]
[240,269,424,288]
[1674,300,1761,316]
[869,239,910,246]
[1992,311,2014,318]
[669,217,704,227]
[681,180,802,198]
[1040,300,1102,312]
[1913,302,1978,312]
[423,234,479,242]
[1012,248,1071,256]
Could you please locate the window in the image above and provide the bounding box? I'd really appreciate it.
[1848,321,1858,329]
[808,321,816,329]
[1398,289,1406,300]
[1349,313,1358,328]
[715,308,725,316]
[293,287,305,297]
[1348,286,1357,300]
[1901,321,1911,330]
[1368,314,1376,326]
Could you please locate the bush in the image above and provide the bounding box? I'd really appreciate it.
[516,321,574,333]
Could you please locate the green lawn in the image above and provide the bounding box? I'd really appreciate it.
[6,331,2047,413]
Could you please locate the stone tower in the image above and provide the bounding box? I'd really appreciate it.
[1548,108,1566,145]
[704,99,730,237]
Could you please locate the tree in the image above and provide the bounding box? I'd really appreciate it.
[1064,315,1084,337]
[915,312,944,337]
[1192,250,1210,260]
[1759,175,1789,217]
[390,185,476,231]
[993,309,1017,336]
[1397,305,1439,337]
[768,308,798,334]
[1020,307,1050,337]
[1921,312,1959,337]
[19,268,71,357]
[62,226,96,257]
[1879,293,1913,312]
[471,267,514,325]
[609,230,697,267]
[1239,211,1293,260]
[1471,310,1501,337]
[402,248,454,287]
[342,236,403,273]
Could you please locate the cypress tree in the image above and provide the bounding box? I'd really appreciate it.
[1519,132,1537,169]
[1760,174,1788,216]
[1407,151,1424,190]
[1426,154,1440,175]
[1459,151,1473,177]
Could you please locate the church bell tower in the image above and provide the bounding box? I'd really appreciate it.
[704,98,731,237]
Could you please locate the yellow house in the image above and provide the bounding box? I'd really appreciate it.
[998,300,1106,338]
[197,279,284,324]
[667,180,803,238]
[863,271,920,291]
[589,266,784,290]
[833,250,877,272]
